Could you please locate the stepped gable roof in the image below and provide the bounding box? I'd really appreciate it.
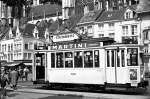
[28,3,62,20]
[136,0,150,13]
[78,10,103,24]
[96,9,125,22]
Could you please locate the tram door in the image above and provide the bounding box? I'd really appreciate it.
[106,49,126,84]
[35,53,45,80]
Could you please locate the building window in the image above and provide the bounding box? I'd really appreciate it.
[87,26,93,37]
[125,12,131,19]
[98,24,104,31]
[109,23,114,30]
[99,34,104,38]
[122,26,128,36]
[25,43,28,50]
[109,33,115,38]
[131,25,137,35]
[29,42,33,49]
[8,44,10,52]
[35,33,38,38]
[11,44,13,51]
[143,31,149,40]
[5,44,6,51]
[24,53,28,60]
[28,53,32,59]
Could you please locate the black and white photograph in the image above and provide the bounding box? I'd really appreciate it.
[0,0,150,99]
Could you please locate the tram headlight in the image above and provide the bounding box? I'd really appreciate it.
[129,69,137,80]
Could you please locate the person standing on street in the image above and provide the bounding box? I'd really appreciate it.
[10,68,19,90]
[0,69,10,98]
[23,67,29,81]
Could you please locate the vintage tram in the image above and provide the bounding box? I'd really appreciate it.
[32,38,148,90]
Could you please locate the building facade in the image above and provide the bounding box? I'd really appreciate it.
[0,23,51,67]
[0,1,62,68]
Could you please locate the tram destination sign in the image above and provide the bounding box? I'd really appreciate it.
[52,33,79,42]
[49,42,102,50]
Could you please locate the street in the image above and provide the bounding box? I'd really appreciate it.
[1,80,150,99]
[3,87,150,99]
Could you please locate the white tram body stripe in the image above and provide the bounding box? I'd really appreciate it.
[47,68,105,84]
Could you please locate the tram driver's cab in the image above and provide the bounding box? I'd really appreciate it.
[34,52,46,83]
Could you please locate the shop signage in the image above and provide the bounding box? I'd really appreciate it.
[49,42,102,50]
[52,33,79,42]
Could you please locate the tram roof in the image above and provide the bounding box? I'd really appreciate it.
[104,43,141,49]
[52,37,114,44]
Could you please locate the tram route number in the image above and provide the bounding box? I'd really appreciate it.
[70,73,76,75]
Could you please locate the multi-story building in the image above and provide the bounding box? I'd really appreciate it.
[136,0,150,73]
[0,0,62,68]
[0,23,52,68]
[74,0,140,44]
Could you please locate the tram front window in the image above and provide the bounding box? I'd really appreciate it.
[65,52,73,68]
[74,51,83,68]
[84,51,93,68]
[56,52,64,68]
[127,48,138,66]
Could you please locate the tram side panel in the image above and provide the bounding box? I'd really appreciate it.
[46,50,106,85]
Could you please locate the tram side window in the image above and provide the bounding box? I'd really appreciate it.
[94,50,99,67]
[117,50,120,67]
[127,48,138,66]
[107,51,110,67]
[111,50,115,67]
[42,54,45,66]
[121,50,125,67]
[51,53,55,68]
[65,52,73,68]
[56,52,64,68]
[74,51,83,68]
[84,51,93,68]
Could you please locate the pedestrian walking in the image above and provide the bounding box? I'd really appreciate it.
[23,67,29,81]
[18,67,23,81]
[0,69,10,98]
[10,68,19,90]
